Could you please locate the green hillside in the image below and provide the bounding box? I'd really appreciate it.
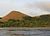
[0,14,50,27]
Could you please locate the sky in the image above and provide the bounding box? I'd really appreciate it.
[0,0,50,17]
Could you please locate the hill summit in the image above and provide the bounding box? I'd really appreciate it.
[2,11,30,21]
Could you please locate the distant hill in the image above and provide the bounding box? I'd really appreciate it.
[2,11,50,21]
[2,11,30,21]
[40,14,50,17]
[0,11,50,27]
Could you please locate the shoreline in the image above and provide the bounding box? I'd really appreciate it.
[0,27,50,30]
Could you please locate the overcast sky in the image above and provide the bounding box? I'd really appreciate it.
[0,0,50,17]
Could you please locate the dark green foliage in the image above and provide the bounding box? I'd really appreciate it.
[0,17,2,19]
[2,19,17,27]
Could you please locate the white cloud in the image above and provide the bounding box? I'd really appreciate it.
[0,0,50,17]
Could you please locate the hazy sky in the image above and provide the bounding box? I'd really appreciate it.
[0,0,50,17]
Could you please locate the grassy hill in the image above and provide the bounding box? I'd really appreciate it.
[2,11,30,21]
[0,11,50,27]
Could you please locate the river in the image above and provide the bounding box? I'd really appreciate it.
[0,27,50,36]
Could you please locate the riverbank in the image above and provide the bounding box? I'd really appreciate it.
[0,27,50,30]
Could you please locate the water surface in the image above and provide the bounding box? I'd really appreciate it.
[0,28,50,36]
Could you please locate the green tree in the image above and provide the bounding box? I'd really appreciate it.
[2,19,16,27]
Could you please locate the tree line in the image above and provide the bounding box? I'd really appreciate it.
[0,15,50,27]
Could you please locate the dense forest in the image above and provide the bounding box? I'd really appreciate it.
[0,15,50,27]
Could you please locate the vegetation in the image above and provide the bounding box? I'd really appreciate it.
[0,17,2,19]
[0,15,50,27]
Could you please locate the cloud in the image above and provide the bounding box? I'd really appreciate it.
[20,2,50,17]
[23,1,50,13]
[34,2,50,11]
[0,0,50,17]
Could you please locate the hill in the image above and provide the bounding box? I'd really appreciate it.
[0,11,50,27]
[2,11,30,21]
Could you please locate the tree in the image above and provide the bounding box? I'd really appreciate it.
[2,19,16,27]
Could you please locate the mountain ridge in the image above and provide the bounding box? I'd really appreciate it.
[2,11,30,21]
[0,11,50,27]
[0,11,50,21]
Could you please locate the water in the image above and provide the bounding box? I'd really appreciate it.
[0,28,50,36]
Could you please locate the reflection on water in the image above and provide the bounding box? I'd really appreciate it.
[0,28,50,36]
